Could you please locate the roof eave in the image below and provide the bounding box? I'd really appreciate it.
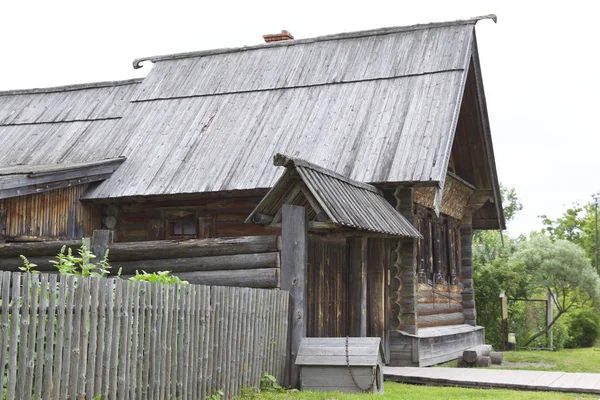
[471,31,505,230]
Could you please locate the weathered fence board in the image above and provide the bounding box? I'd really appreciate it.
[0,271,289,400]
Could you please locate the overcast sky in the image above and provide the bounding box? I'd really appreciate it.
[1,0,598,237]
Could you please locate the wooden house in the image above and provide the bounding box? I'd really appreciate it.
[0,16,504,368]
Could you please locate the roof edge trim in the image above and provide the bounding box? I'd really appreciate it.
[132,15,497,69]
[0,78,144,97]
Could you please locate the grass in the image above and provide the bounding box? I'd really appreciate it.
[439,347,600,373]
[236,381,596,399]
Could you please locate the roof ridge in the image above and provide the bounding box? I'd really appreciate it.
[133,15,496,69]
[0,78,144,97]
[273,153,380,194]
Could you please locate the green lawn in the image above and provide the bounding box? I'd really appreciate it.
[237,381,595,399]
[439,347,600,373]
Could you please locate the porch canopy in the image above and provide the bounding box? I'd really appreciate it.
[246,154,421,239]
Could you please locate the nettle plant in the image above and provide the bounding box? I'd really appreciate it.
[50,240,111,277]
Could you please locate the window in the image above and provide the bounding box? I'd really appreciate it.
[169,217,197,237]
[165,210,198,239]
[416,206,462,285]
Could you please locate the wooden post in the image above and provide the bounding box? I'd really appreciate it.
[500,291,508,350]
[546,290,553,349]
[91,230,115,259]
[348,237,368,337]
[281,205,307,389]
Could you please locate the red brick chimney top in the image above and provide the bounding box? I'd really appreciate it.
[263,30,294,43]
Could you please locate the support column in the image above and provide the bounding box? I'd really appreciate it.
[392,188,418,334]
[460,210,476,326]
[281,205,307,389]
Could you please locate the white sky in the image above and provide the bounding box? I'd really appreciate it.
[1,0,598,237]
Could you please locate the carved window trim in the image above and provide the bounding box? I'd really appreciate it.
[416,206,461,285]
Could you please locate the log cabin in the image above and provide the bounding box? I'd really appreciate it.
[0,16,504,367]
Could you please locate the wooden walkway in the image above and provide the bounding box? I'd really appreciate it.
[384,366,600,395]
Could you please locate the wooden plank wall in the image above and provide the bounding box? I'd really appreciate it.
[0,185,100,241]
[306,236,348,338]
[0,271,289,400]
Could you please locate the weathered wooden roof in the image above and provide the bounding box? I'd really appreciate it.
[0,79,141,166]
[0,158,125,199]
[295,337,385,366]
[85,17,495,200]
[247,154,421,238]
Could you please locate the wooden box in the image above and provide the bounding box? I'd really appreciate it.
[295,337,385,394]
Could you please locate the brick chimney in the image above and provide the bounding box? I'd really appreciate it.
[263,30,294,43]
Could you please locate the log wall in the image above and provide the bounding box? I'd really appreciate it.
[109,195,268,242]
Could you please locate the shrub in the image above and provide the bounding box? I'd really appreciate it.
[566,309,600,348]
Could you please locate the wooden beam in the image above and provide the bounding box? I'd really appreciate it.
[0,240,80,258]
[165,268,279,288]
[252,213,274,225]
[281,204,307,389]
[112,252,280,274]
[348,236,367,337]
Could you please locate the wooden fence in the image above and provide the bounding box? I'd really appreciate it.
[0,271,289,400]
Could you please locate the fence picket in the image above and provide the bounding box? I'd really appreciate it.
[42,274,57,400]
[86,277,100,399]
[68,275,85,399]
[6,273,21,400]
[33,274,48,399]
[60,275,75,400]
[15,273,30,400]
[0,272,11,394]
[24,274,39,398]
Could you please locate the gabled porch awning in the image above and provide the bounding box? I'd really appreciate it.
[246,154,421,238]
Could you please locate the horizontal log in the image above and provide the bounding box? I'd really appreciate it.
[418,283,463,294]
[476,355,492,367]
[112,252,280,274]
[463,344,492,363]
[417,312,465,328]
[0,256,58,271]
[0,240,80,258]
[108,235,280,261]
[172,268,279,289]
[490,351,503,365]
[417,293,462,304]
[417,304,463,316]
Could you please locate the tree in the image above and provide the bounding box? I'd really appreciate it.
[473,184,524,347]
[540,202,597,263]
[509,235,600,347]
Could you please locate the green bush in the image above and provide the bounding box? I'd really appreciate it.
[566,309,600,348]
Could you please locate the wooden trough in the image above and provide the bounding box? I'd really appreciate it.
[295,337,385,394]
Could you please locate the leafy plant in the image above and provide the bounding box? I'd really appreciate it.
[47,239,111,278]
[260,372,285,393]
[18,255,39,274]
[130,270,188,285]
[207,389,224,400]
